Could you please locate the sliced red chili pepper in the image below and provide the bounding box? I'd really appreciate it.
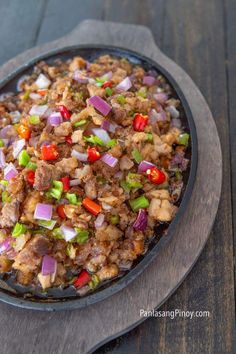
[87,147,101,162]
[146,167,166,185]
[82,197,101,216]
[59,105,71,120]
[74,270,91,288]
[41,144,59,161]
[133,113,149,132]
[61,176,70,192]
[102,81,112,89]
[26,170,35,185]
[57,205,66,219]
[65,135,72,144]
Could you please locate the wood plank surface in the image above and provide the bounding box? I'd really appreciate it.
[0,1,234,353]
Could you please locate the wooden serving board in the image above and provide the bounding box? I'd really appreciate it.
[0,20,222,354]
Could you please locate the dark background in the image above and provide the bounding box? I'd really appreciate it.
[0,0,235,353]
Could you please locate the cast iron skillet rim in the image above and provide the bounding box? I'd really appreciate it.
[0,44,198,311]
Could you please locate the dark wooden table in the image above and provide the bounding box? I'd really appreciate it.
[0,1,235,353]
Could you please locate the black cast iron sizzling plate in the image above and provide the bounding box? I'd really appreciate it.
[0,45,197,311]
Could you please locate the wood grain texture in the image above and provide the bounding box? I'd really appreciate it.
[0,18,222,354]
[0,0,234,353]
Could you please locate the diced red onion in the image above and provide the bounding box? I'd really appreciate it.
[29,136,39,148]
[88,96,112,116]
[149,109,166,123]
[0,125,17,139]
[34,203,53,221]
[114,171,123,180]
[170,154,189,171]
[4,163,18,181]
[29,104,49,117]
[16,75,30,92]
[138,160,155,173]
[101,153,118,168]
[94,214,105,229]
[69,179,81,187]
[119,260,133,271]
[116,77,132,91]
[35,73,51,89]
[0,93,13,102]
[6,247,17,260]
[60,225,77,242]
[12,139,25,158]
[0,237,12,255]
[0,149,5,168]
[92,128,111,144]
[47,112,62,126]
[73,70,89,83]
[171,118,182,128]
[154,93,168,104]
[166,105,180,119]
[143,76,155,86]
[101,71,113,80]
[101,120,119,133]
[29,92,41,100]
[101,120,110,131]
[72,149,88,162]
[10,111,21,123]
[58,198,69,205]
[147,69,158,78]
[42,255,57,275]
[109,122,119,133]
[172,154,184,165]
[133,209,148,231]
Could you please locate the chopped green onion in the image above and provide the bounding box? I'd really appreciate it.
[74,228,89,244]
[178,133,189,146]
[0,139,5,147]
[38,220,57,230]
[22,90,30,100]
[26,161,37,171]
[51,228,63,239]
[84,135,105,146]
[18,150,30,166]
[109,215,120,225]
[74,119,87,127]
[131,149,142,163]
[146,133,153,142]
[0,180,9,187]
[126,172,143,189]
[175,169,182,180]
[29,115,40,125]
[12,223,27,237]
[2,191,11,203]
[136,87,147,98]
[47,180,63,200]
[120,180,131,193]
[117,94,126,105]
[129,195,149,212]
[88,274,100,289]
[106,139,117,148]
[105,87,113,96]
[66,193,78,205]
